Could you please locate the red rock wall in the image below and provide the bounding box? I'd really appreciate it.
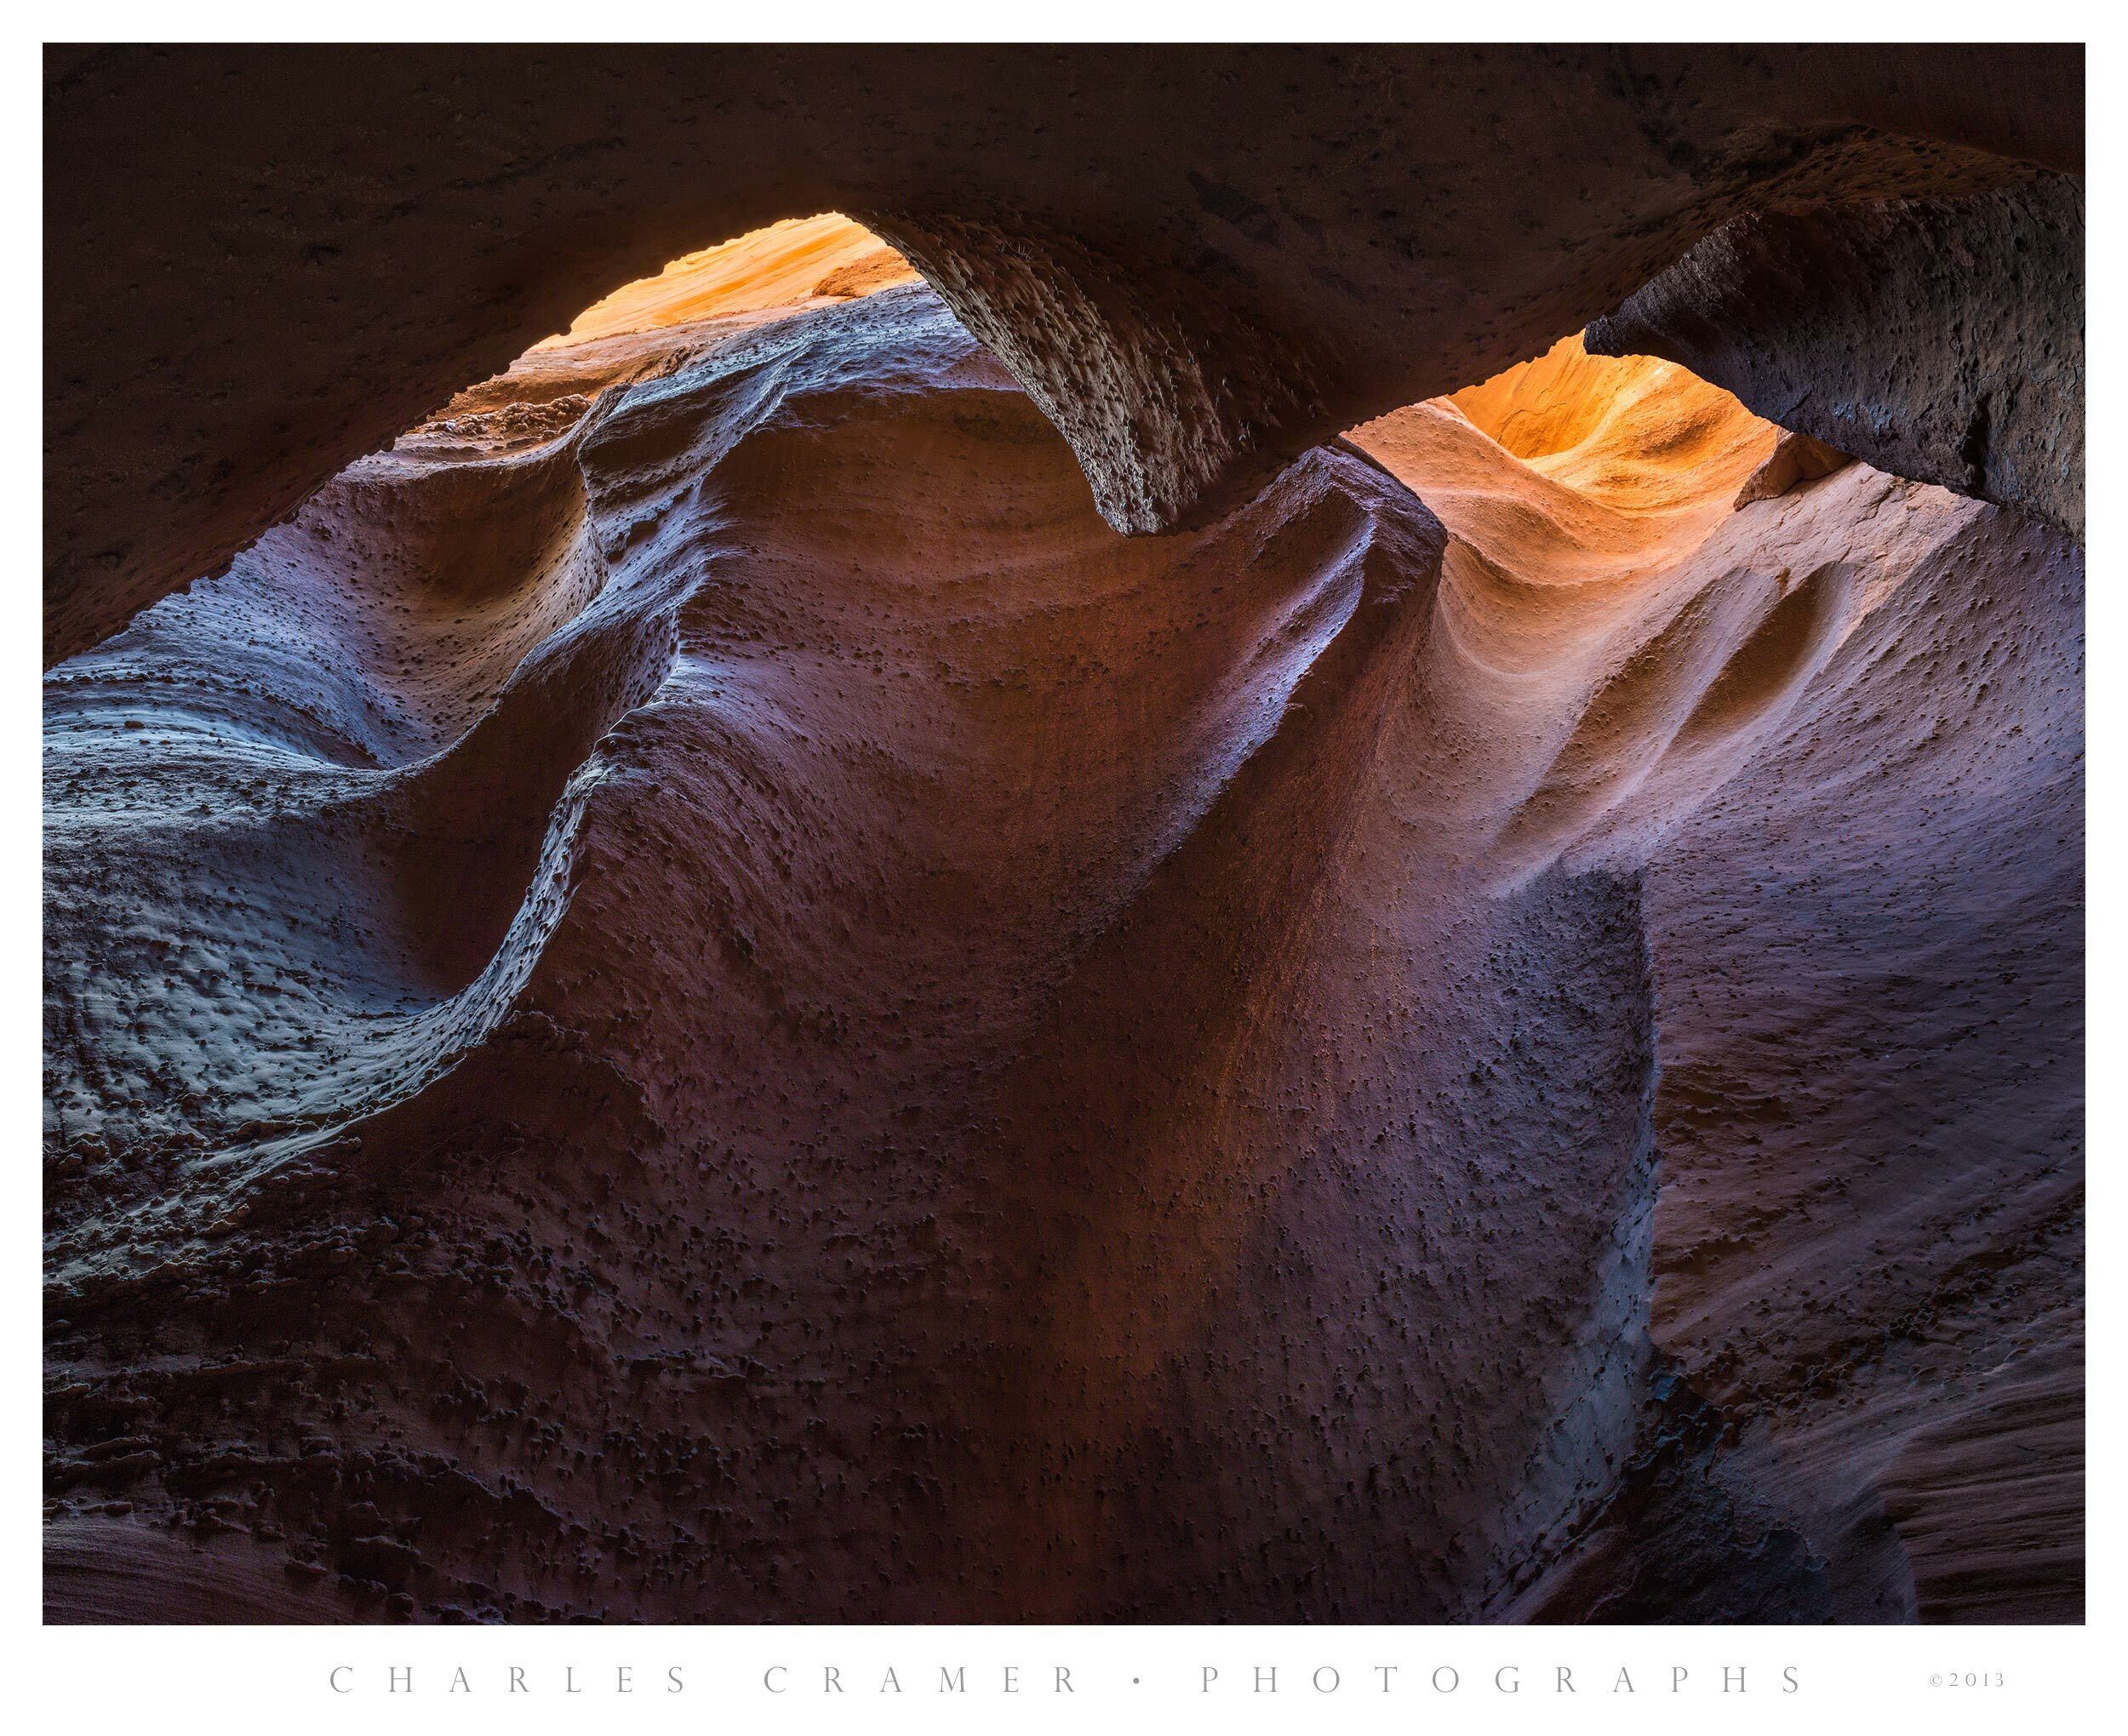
[45,278,2081,1622]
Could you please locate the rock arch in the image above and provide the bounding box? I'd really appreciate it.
[45,43,2081,664]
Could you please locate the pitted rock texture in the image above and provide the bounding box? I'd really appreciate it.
[1587,174,2084,540]
[45,290,2080,1622]
[44,43,2081,665]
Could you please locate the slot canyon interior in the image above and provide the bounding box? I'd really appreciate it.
[43,45,2082,1624]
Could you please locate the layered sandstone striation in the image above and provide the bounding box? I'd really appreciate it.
[533,214,919,350]
[44,248,2081,1620]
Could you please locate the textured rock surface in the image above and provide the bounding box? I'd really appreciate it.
[1587,175,2084,539]
[1736,430,1854,508]
[1361,357,2082,1620]
[44,43,2081,665]
[45,288,2081,1622]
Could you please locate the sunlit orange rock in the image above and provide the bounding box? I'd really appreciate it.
[534,214,919,348]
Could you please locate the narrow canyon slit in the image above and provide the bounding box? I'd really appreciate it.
[44,195,2083,1627]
